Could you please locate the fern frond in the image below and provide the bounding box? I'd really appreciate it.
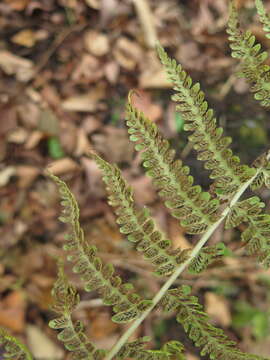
[188,243,226,274]
[0,328,33,360]
[157,45,256,198]
[227,1,270,107]
[242,213,270,267]
[255,0,270,39]
[116,337,185,360]
[251,150,270,190]
[224,196,270,267]
[126,97,220,234]
[49,261,106,359]
[49,173,152,323]
[162,286,267,360]
[93,153,190,276]
[225,196,265,229]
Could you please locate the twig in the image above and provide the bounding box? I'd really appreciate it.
[180,141,194,159]
[133,0,158,48]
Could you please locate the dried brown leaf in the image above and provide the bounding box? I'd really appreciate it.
[0,291,25,332]
[11,29,36,48]
[84,30,110,56]
[0,50,34,82]
[0,166,16,187]
[113,37,142,70]
[62,86,105,112]
[47,158,79,175]
[16,165,39,188]
[26,325,64,359]
[205,292,231,327]
[72,54,104,83]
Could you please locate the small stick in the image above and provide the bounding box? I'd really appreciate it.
[133,0,158,48]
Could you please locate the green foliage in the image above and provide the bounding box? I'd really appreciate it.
[5,1,268,359]
[157,44,256,198]
[232,301,270,340]
[255,0,270,39]
[116,337,185,360]
[224,195,270,267]
[0,328,33,360]
[48,136,65,159]
[93,153,190,276]
[162,286,268,360]
[48,172,152,324]
[242,213,270,267]
[188,243,226,274]
[225,196,265,229]
[175,112,184,132]
[251,151,270,190]
[227,0,270,107]
[49,260,106,359]
[126,94,220,234]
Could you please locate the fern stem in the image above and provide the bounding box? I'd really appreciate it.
[105,168,260,360]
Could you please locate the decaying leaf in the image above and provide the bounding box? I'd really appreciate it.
[205,292,231,327]
[113,37,142,70]
[84,0,100,9]
[0,50,34,82]
[11,29,37,48]
[0,166,16,187]
[26,325,64,359]
[0,291,25,332]
[62,86,105,112]
[84,30,110,56]
[47,158,79,175]
[72,54,104,83]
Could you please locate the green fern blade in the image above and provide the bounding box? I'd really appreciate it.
[49,261,104,359]
[255,0,270,39]
[0,328,33,360]
[157,44,256,198]
[126,100,218,234]
[227,1,270,108]
[115,337,186,360]
[242,214,270,267]
[188,243,226,274]
[92,153,190,275]
[225,196,270,267]
[162,286,268,360]
[49,173,150,323]
[225,196,265,229]
[251,151,270,190]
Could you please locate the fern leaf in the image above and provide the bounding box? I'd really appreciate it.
[157,44,255,198]
[49,260,106,360]
[116,337,186,360]
[225,196,265,229]
[49,173,152,323]
[224,196,270,267]
[188,243,226,274]
[255,0,270,39]
[0,328,33,360]
[242,213,270,267]
[251,151,270,190]
[227,1,270,107]
[93,153,190,276]
[126,96,220,234]
[162,286,268,360]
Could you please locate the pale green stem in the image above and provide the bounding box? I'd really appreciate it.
[105,169,260,360]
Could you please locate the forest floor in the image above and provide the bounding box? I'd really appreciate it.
[1,0,270,359]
